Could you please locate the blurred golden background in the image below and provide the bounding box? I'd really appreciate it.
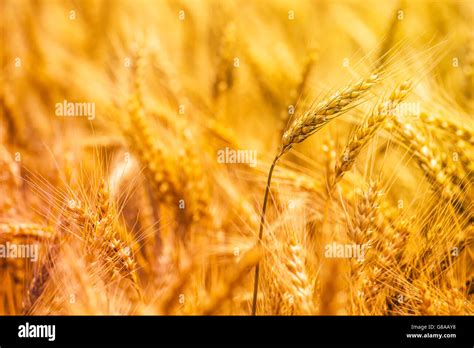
[0,0,473,315]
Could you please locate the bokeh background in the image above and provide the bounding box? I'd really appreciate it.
[0,0,473,315]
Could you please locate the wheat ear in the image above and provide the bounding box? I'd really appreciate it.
[392,120,465,205]
[0,223,53,240]
[419,112,474,146]
[281,74,379,155]
[333,80,412,186]
[94,181,140,296]
[283,233,313,314]
[251,74,379,315]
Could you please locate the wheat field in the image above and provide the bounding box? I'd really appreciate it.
[0,0,473,316]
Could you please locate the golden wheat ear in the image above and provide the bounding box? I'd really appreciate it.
[333,80,413,187]
[280,74,380,155]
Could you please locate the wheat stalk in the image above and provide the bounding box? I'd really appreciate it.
[252,74,379,315]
